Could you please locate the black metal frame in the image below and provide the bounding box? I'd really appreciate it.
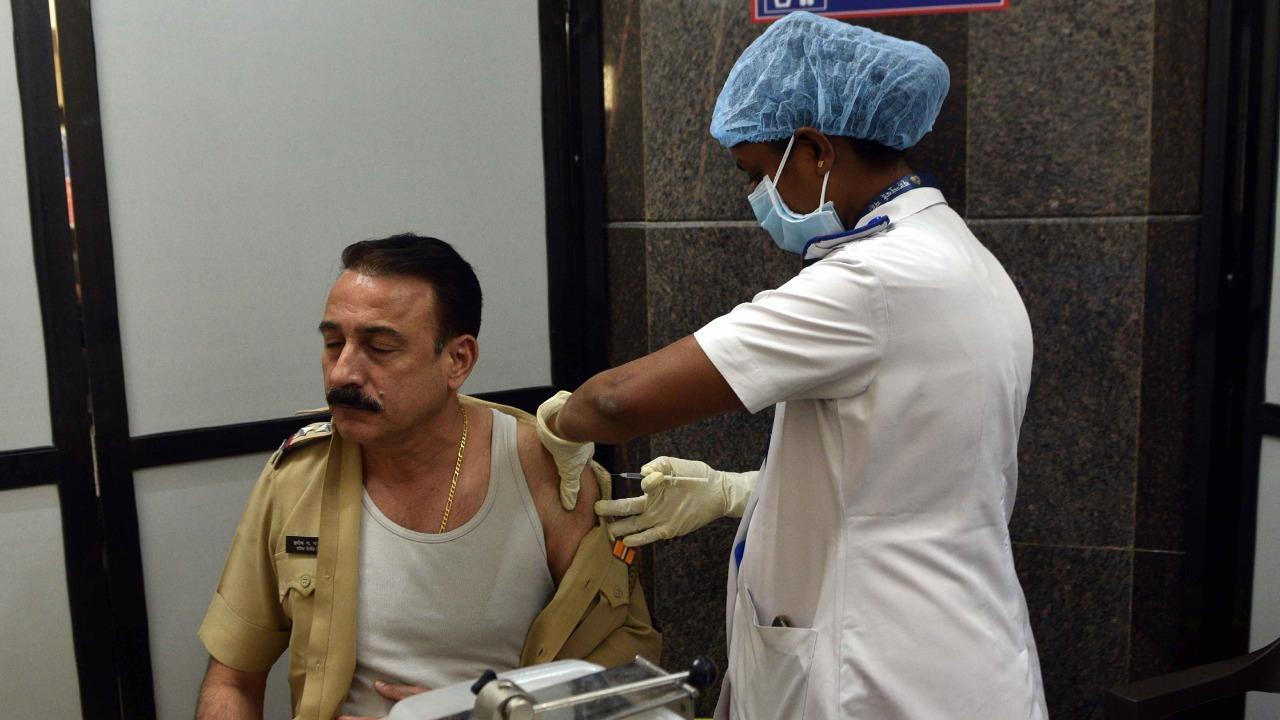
[8,0,608,717]
[1184,1,1280,717]
[0,448,60,491]
[9,1,134,716]
[541,0,609,393]
[129,386,557,470]
[52,0,160,715]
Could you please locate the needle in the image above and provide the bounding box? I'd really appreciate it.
[613,472,709,485]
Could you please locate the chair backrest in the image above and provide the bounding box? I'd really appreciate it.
[1105,636,1280,719]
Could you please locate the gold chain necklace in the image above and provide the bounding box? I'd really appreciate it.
[437,405,469,533]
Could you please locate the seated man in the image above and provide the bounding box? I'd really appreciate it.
[196,234,660,720]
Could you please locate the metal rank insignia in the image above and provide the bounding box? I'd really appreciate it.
[283,422,331,449]
[271,421,333,466]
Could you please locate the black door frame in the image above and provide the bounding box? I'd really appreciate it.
[7,0,607,717]
[1185,1,1279,717]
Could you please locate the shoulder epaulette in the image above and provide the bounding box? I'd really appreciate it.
[270,421,333,467]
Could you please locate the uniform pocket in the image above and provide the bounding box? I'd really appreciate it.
[729,586,818,720]
[273,553,318,616]
[272,551,317,700]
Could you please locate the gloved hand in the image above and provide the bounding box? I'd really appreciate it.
[536,390,595,510]
[594,456,756,547]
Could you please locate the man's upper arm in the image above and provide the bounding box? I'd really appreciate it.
[516,421,597,585]
[198,462,292,672]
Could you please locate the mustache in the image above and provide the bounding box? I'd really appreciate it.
[326,386,384,412]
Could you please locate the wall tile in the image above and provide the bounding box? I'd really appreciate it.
[1130,550,1188,680]
[861,13,970,215]
[606,227,650,365]
[976,220,1144,547]
[634,224,789,713]
[603,8,1209,720]
[1137,219,1198,551]
[641,4,971,222]
[643,225,800,348]
[1148,0,1207,215]
[651,516,739,716]
[649,409,775,479]
[970,0,1155,217]
[1015,544,1132,720]
[613,438,654,487]
[641,0,763,221]
[603,0,646,221]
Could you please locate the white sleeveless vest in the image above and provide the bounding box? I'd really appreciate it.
[340,410,554,717]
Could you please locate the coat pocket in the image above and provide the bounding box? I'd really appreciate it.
[729,587,818,720]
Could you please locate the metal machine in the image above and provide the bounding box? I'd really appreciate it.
[387,656,717,720]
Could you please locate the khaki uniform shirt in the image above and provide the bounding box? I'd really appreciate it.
[199,396,661,720]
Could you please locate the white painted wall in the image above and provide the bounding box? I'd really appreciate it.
[0,1,52,451]
[134,455,291,719]
[1,11,75,713]
[91,0,552,435]
[1248,439,1280,718]
[1247,96,1280,720]
[0,487,82,719]
[81,5,554,717]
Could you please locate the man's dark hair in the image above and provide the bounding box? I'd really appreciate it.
[341,233,482,350]
[768,136,905,170]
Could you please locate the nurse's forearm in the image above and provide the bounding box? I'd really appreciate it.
[554,335,744,444]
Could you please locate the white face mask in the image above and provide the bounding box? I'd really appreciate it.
[747,134,844,255]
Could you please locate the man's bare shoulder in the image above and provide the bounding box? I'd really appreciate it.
[515,420,599,516]
[514,419,598,583]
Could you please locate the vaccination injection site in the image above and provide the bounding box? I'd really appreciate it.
[4,1,1280,719]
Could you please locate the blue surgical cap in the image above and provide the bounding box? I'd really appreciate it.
[710,12,950,150]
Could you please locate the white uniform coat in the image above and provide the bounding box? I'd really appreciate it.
[695,187,1047,719]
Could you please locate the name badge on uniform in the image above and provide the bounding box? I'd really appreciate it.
[286,536,319,555]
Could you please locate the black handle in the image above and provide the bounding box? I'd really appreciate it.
[470,669,498,695]
[687,656,717,691]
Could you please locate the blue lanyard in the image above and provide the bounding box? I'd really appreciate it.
[860,172,935,219]
[799,172,936,264]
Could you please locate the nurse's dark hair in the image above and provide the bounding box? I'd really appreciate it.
[768,136,904,170]
[341,233,482,351]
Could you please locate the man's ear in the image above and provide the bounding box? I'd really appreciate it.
[444,335,479,390]
[793,127,836,178]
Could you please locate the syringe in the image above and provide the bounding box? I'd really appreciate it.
[612,472,709,486]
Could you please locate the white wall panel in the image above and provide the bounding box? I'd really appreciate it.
[1248,440,1280,719]
[1267,129,1280,403]
[1250,95,1280,720]
[0,487,82,718]
[0,6,52,450]
[92,1,551,435]
[135,455,290,719]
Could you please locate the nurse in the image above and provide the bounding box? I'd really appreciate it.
[538,11,1047,719]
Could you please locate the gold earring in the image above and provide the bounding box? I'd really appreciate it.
[817,160,825,169]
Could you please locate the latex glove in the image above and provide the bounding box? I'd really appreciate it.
[594,456,756,547]
[537,390,595,510]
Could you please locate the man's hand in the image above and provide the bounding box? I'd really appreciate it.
[536,390,595,510]
[335,680,428,720]
[594,456,756,547]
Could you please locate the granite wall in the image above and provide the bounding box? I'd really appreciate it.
[600,1,1207,717]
